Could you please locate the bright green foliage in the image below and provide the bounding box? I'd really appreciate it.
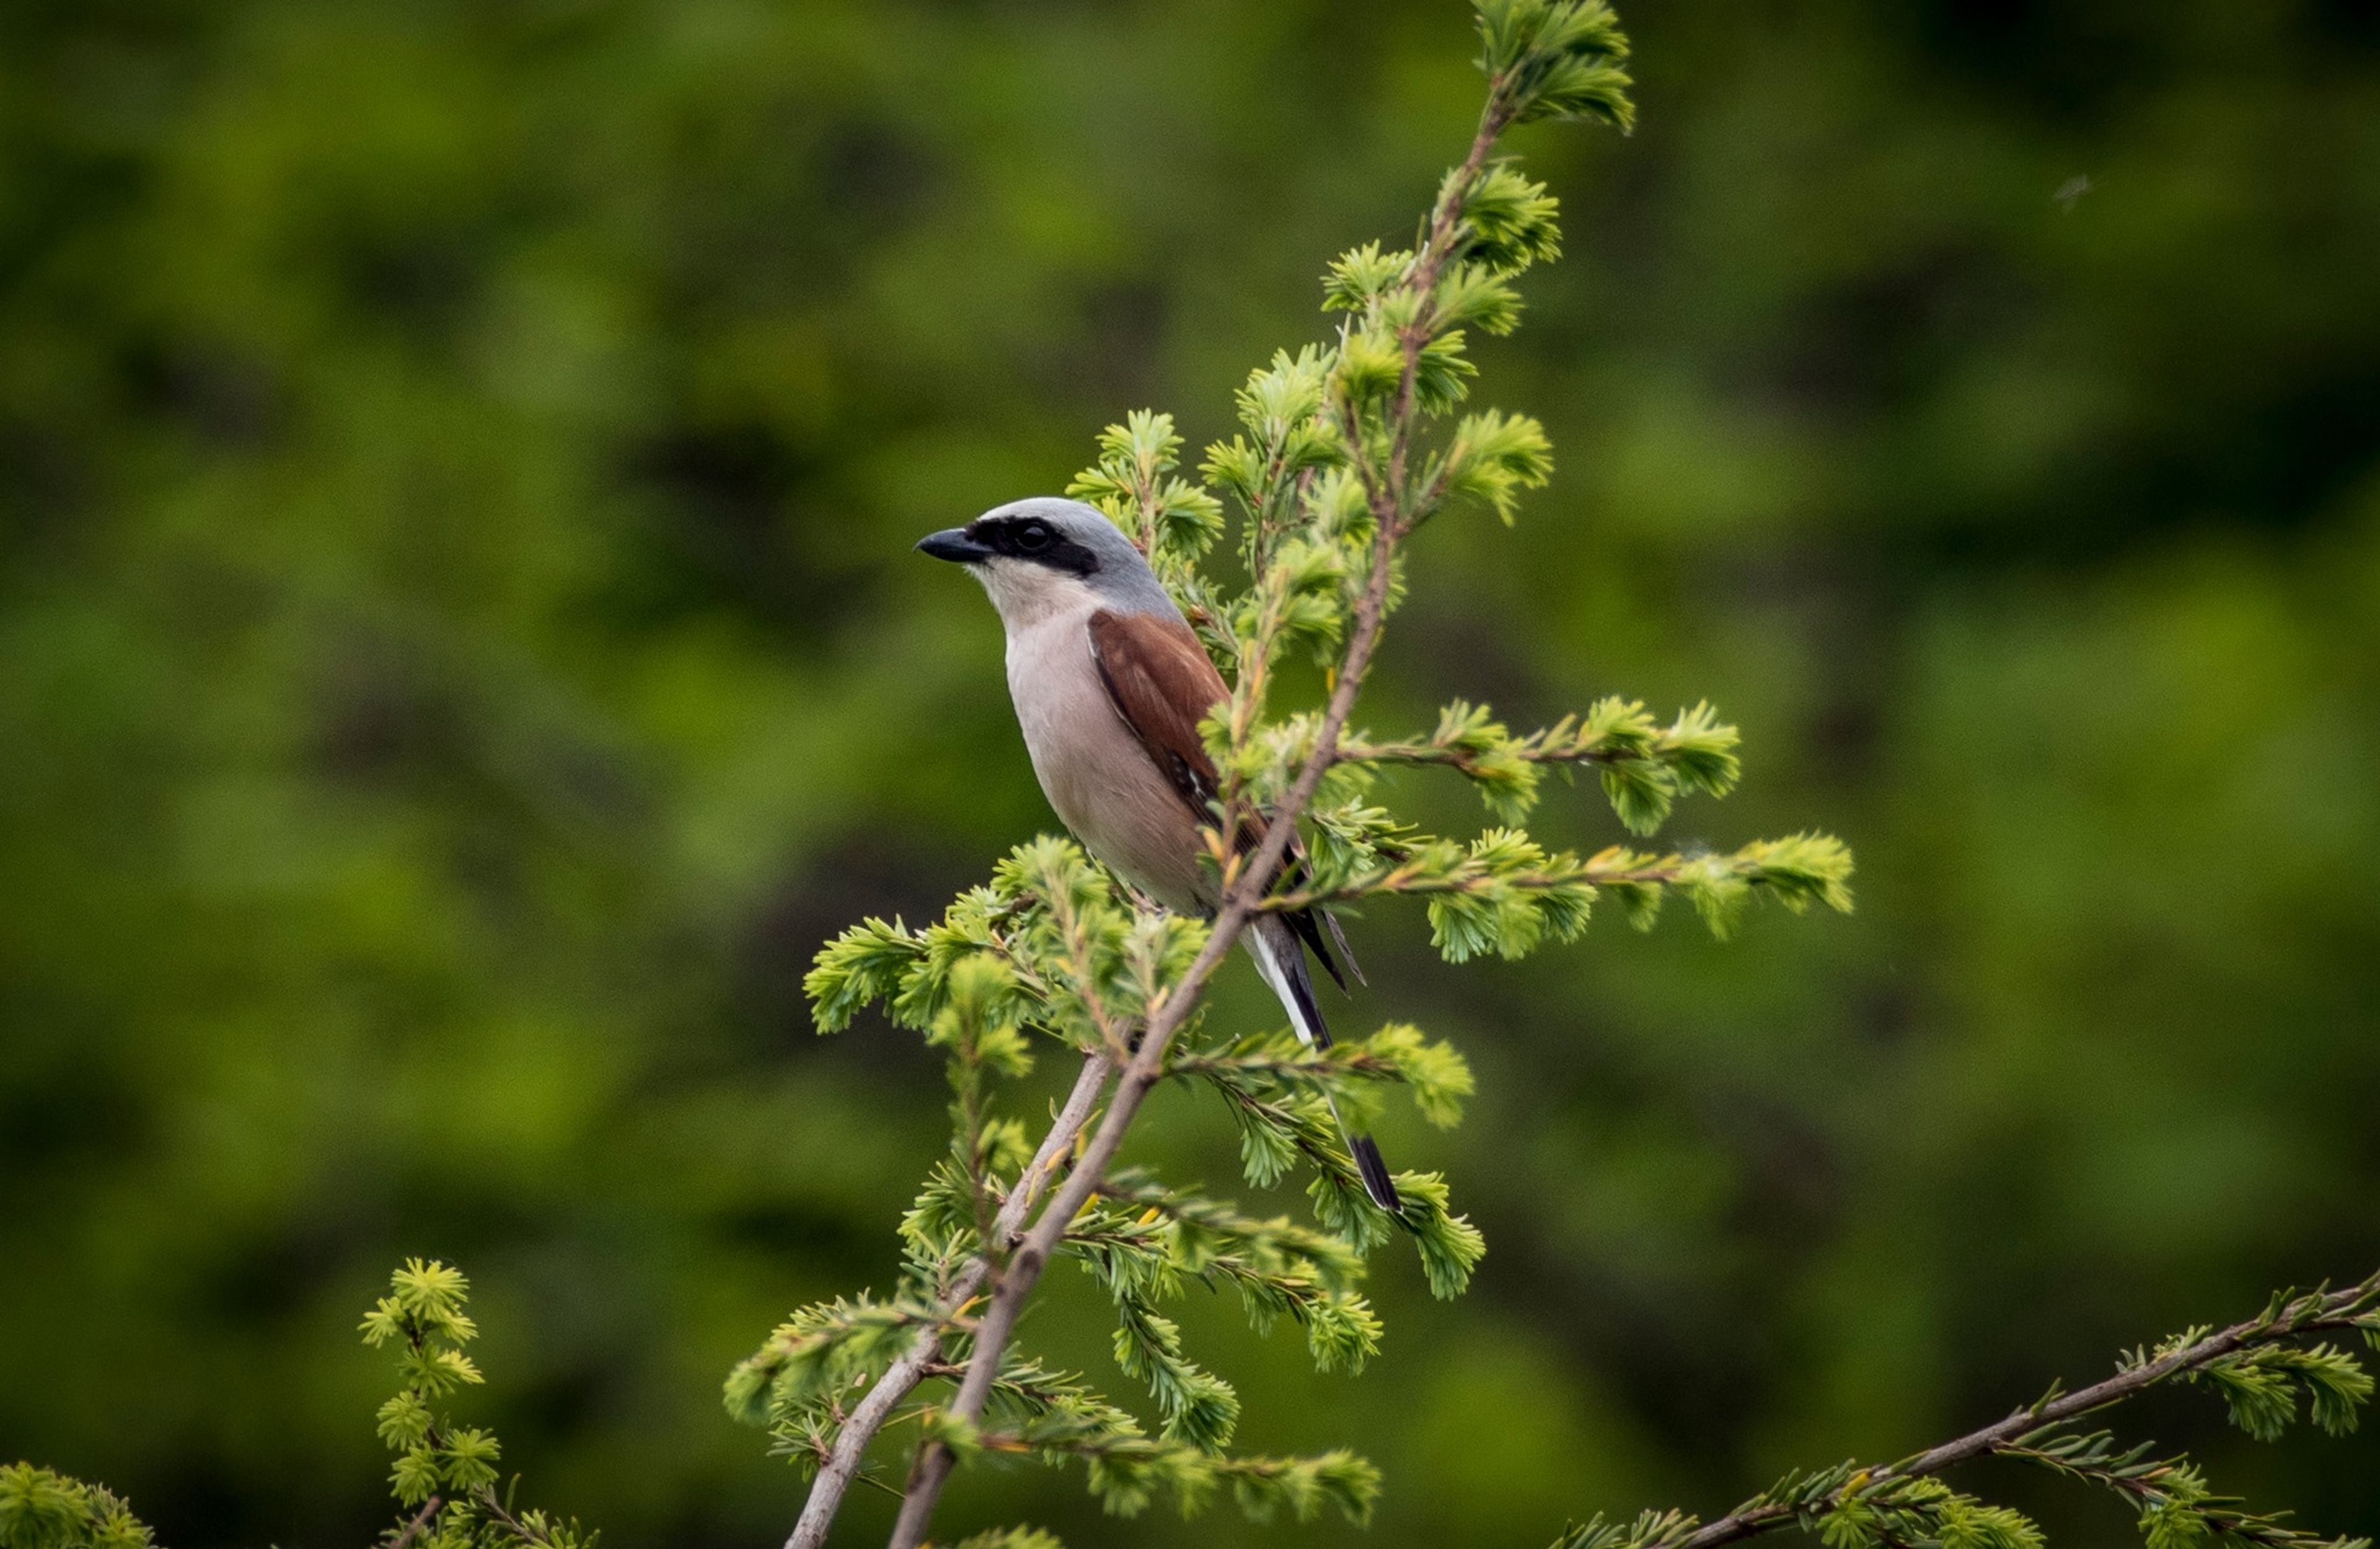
[1421,828,1601,962]
[361,1260,491,1506]
[767,826,1498,1499]
[951,1530,1064,1549]
[1162,1022,1486,1292]
[723,1295,951,1434]
[1551,1507,1701,1549]
[2011,1431,2368,1549]
[804,917,925,1034]
[1817,1477,2043,1549]
[359,1262,593,1549]
[728,12,1840,1531]
[1201,348,1344,582]
[1343,696,1740,829]
[1548,1278,2380,1549]
[803,836,1212,1061]
[1107,1295,1243,1449]
[1474,0,1636,130]
[957,1359,1381,1522]
[1175,1024,1475,1132]
[739,12,1856,1530]
[1453,163,1566,270]
[1066,410,1227,589]
[1072,1178,1382,1375]
[0,1467,153,1549]
[1357,1173,1487,1301]
[1670,833,1860,940]
[2132,1326,2376,1443]
[773,834,1430,1506]
[1551,1470,2052,1549]
[1435,408,1554,523]
[1281,821,1853,959]
[11,1274,610,1549]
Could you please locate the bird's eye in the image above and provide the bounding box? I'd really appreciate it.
[1014,521,1053,552]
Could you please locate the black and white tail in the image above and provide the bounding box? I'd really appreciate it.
[1244,914,1402,1214]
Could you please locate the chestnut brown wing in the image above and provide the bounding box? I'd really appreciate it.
[1085,608,1357,990]
[1085,608,1230,817]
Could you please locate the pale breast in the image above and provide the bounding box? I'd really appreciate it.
[1005,611,1212,914]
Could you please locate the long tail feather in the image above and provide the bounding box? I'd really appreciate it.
[1347,1134,1398,1215]
[1283,901,1358,992]
[1244,918,1402,1214]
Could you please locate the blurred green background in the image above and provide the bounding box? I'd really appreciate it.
[6,0,2378,1545]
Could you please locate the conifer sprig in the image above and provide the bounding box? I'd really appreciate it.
[759,6,1858,1546]
[1166,1023,1476,1131]
[1548,1272,2380,1549]
[1272,829,1856,954]
[1338,697,1742,830]
[957,1358,1384,1524]
[0,1467,155,1549]
[358,1261,593,1549]
[1068,412,1233,654]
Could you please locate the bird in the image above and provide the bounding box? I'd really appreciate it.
[917,496,1401,1214]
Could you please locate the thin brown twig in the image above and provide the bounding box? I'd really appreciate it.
[1045,878,1134,1064]
[779,1053,1115,1549]
[1256,855,1689,916]
[1334,734,1698,775]
[463,1478,560,1547]
[395,1336,553,1546]
[1385,94,1515,503]
[386,1495,443,1549]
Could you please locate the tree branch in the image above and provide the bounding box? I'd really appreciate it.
[385,1495,444,1549]
[1659,1271,2380,1549]
[879,84,1524,1549]
[782,1052,1114,1549]
[1995,1441,2328,1549]
[1256,852,1678,914]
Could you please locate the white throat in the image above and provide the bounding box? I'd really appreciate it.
[972,560,1107,636]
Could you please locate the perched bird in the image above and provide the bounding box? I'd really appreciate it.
[918,496,1400,1212]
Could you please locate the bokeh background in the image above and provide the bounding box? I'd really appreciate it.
[6,0,2379,1545]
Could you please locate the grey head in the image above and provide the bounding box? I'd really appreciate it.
[916,496,1178,628]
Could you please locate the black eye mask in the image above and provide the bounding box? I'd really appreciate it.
[969,517,1100,577]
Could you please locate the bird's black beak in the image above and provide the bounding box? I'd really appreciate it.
[916,528,993,563]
